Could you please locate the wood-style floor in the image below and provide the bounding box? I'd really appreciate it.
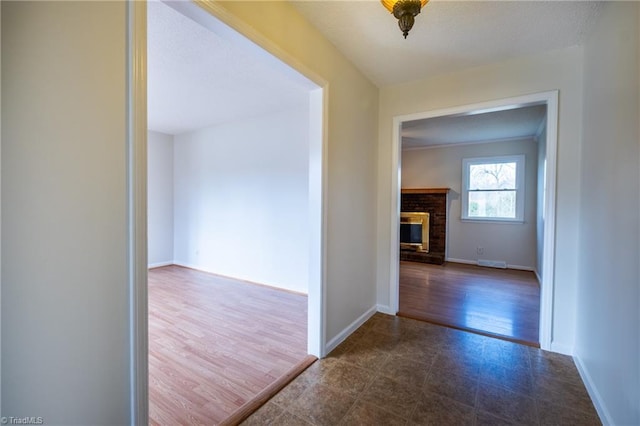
[148,265,307,425]
[399,261,540,346]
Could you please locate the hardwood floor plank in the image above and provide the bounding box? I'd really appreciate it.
[149,265,307,424]
[399,261,540,346]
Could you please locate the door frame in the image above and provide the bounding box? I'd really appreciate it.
[126,1,329,424]
[388,91,559,351]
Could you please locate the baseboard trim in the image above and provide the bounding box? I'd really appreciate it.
[172,262,308,296]
[507,264,535,272]
[445,257,475,265]
[574,354,612,426]
[148,261,174,269]
[376,304,395,315]
[445,258,535,271]
[325,305,377,355]
[173,261,211,272]
[534,269,542,285]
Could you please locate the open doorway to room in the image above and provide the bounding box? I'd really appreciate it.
[391,93,558,348]
[145,2,324,424]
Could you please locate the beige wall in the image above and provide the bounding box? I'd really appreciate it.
[402,138,538,269]
[2,2,129,423]
[216,1,379,342]
[378,46,584,352]
[575,2,639,424]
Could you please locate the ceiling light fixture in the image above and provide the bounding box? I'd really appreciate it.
[381,0,429,39]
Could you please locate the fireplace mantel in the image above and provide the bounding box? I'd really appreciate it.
[401,188,450,195]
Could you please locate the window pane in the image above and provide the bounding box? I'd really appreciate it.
[468,190,516,218]
[469,162,516,190]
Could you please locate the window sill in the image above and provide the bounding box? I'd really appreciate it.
[460,218,525,225]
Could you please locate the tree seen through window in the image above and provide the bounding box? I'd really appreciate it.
[462,156,524,221]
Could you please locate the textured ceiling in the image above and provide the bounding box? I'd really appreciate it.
[147,1,315,135]
[402,104,547,149]
[292,1,603,86]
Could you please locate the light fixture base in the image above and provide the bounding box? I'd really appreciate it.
[382,0,428,38]
[397,13,415,39]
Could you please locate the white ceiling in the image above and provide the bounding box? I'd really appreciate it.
[291,1,604,86]
[402,104,547,149]
[147,1,315,135]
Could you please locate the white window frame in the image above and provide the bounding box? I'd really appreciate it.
[461,154,525,223]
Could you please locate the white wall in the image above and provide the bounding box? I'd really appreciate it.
[173,106,310,294]
[1,2,129,423]
[536,124,547,278]
[402,138,538,269]
[378,46,584,353]
[147,130,174,267]
[575,3,639,425]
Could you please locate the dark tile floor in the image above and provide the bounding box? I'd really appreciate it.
[242,313,601,425]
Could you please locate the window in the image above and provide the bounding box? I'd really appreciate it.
[462,155,525,222]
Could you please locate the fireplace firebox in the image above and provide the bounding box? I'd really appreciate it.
[400,212,429,253]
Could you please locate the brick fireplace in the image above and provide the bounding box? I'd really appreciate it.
[400,188,449,265]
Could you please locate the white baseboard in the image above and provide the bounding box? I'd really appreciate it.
[148,261,174,269]
[325,305,377,355]
[172,260,198,270]
[446,257,475,265]
[574,355,612,425]
[172,261,308,295]
[507,264,535,271]
[376,304,395,315]
[446,258,534,271]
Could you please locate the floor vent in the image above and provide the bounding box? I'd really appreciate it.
[477,259,507,269]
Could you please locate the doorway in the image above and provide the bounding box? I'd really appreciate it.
[388,92,558,350]
[128,1,327,423]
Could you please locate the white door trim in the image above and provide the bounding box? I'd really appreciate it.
[388,91,559,351]
[127,1,148,425]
